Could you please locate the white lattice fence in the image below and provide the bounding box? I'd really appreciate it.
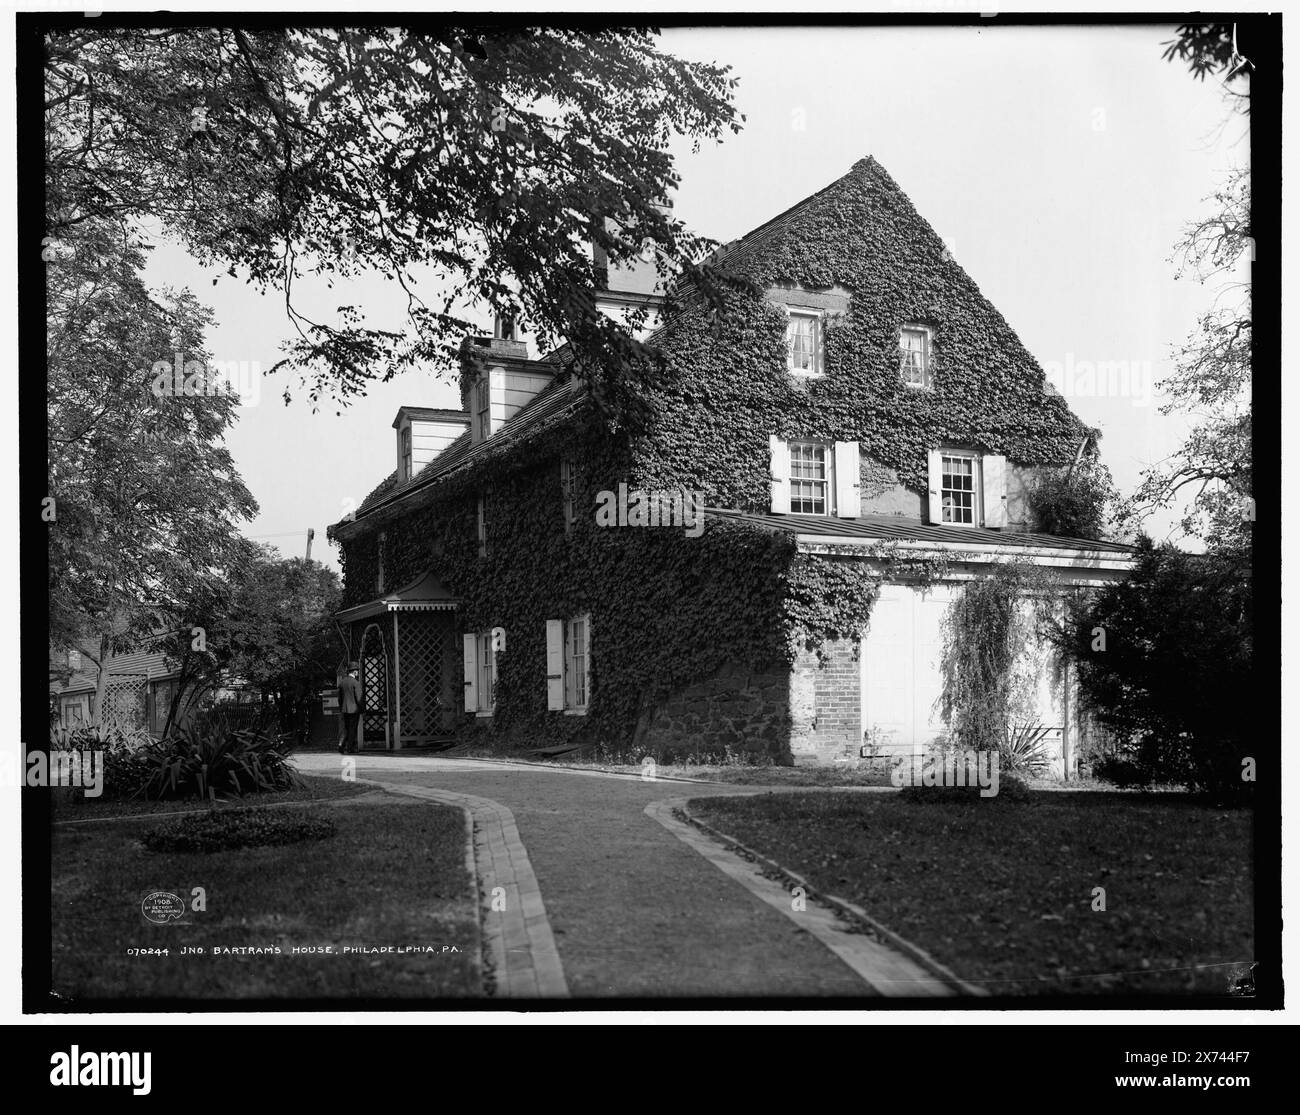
[398,613,448,739]
[102,677,149,731]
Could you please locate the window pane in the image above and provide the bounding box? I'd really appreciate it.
[788,314,817,371]
[941,455,975,524]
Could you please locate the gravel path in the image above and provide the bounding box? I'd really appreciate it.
[295,755,872,998]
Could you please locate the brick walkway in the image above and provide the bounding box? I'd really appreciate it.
[292,754,947,999]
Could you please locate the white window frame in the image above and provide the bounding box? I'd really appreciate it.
[478,631,496,715]
[564,614,590,714]
[939,452,980,526]
[785,308,824,377]
[399,424,412,481]
[787,439,834,515]
[900,324,933,389]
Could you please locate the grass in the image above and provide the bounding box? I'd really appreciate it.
[50,771,372,822]
[687,789,1253,997]
[50,783,481,1003]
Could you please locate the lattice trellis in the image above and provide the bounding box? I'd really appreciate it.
[397,613,453,740]
[102,677,148,732]
[357,622,389,746]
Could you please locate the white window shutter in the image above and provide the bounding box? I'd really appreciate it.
[462,634,479,713]
[769,435,789,514]
[834,441,861,518]
[545,620,565,710]
[982,454,1007,528]
[926,450,943,524]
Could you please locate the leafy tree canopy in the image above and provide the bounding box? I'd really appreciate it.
[44,26,743,410]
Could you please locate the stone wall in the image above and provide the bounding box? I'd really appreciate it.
[637,660,793,765]
[789,637,862,765]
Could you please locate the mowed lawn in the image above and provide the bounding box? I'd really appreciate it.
[688,790,1253,997]
[51,782,482,1003]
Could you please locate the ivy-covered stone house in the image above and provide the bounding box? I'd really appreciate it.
[328,156,1135,772]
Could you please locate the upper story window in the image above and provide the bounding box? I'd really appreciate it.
[399,425,412,481]
[788,440,831,514]
[769,436,861,519]
[939,453,977,525]
[560,458,579,533]
[900,325,933,389]
[476,493,488,558]
[376,532,387,592]
[786,310,822,375]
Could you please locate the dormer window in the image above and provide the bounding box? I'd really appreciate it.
[399,425,412,481]
[474,375,491,442]
[786,310,822,375]
[900,325,933,388]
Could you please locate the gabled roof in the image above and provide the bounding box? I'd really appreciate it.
[339,375,587,531]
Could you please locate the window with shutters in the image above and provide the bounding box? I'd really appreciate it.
[789,441,832,514]
[940,453,978,525]
[786,310,822,375]
[565,615,589,710]
[900,325,933,388]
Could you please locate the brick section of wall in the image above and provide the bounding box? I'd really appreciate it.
[789,638,862,765]
[638,660,794,765]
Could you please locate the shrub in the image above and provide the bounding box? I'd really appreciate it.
[1057,539,1252,799]
[1001,723,1054,777]
[142,717,302,801]
[142,808,336,854]
[49,723,158,801]
[1025,455,1116,540]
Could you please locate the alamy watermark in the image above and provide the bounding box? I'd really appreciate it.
[891,749,1000,798]
[595,483,704,537]
[149,350,262,407]
[1042,354,1157,408]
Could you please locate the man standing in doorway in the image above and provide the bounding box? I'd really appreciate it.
[338,662,363,755]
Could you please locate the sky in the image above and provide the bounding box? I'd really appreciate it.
[140,23,1249,573]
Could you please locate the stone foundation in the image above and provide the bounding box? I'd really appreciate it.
[637,660,793,765]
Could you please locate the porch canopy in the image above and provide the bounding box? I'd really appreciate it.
[335,571,460,749]
[334,569,459,625]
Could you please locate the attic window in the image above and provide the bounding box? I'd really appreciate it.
[900,325,933,389]
[786,310,822,376]
[400,425,412,481]
[474,375,491,441]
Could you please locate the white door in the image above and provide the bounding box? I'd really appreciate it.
[861,584,955,754]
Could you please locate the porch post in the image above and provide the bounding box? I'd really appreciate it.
[392,610,401,751]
